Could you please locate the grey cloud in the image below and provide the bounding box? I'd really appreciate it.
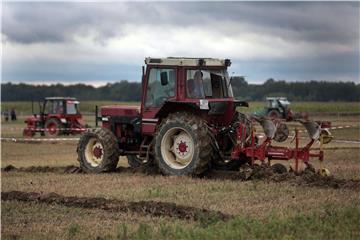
[2,2,359,46]
[2,2,359,83]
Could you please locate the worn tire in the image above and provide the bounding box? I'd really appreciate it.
[271,163,288,174]
[127,155,142,168]
[77,128,119,173]
[155,112,212,176]
[45,118,63,137]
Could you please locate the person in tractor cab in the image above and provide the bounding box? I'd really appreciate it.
[54,101,64,114]
[187,70,205,98]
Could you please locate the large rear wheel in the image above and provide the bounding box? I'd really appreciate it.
[155,112,212,176]
[44,118,63,137]
[77,128,119,173]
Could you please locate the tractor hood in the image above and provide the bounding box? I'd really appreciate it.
[101,105,140,117]
[24,115,40,123]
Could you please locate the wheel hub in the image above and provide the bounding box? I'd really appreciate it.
[85,139,104,167]
[177,141,188,154]
[173,133,192,159]
[48,123,57,134]
[93,146,103,158]
[160,127,195,169]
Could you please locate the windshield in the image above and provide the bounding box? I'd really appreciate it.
[186,69,233,99]
[279,100,290,106]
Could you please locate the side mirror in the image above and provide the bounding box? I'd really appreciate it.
[160,72,168,86]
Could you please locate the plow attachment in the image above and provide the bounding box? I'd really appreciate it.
[231,117,333,175]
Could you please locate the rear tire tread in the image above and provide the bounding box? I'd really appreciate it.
[155,112,212,176]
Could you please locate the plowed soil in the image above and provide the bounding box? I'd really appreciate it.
[1,191,231,222]
[3,164,360,190]
[207,165,360,190]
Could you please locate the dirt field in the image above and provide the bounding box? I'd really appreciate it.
[1,112,360,239]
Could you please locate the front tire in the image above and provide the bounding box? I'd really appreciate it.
[23,128,35,137]
[77,128,119,173]
[155,112,212,176]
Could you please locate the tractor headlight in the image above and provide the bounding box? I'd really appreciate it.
[60,118,67,123]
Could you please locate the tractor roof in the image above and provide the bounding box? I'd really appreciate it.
[145,57,231,67]
[266,97,288,101]
[45,97,77,101]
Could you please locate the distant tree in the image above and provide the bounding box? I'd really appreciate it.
[1,79,359,102]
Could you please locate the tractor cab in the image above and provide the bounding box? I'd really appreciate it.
[140,57,246,134]
[42,97,80,116]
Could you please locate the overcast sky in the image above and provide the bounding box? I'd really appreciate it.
[2,1,359,86]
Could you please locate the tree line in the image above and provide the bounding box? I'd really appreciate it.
[1,78,359,102]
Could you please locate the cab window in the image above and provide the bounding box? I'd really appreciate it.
[66,101,79,114]
[44,100,64,114]
[186,70,229,99]
[145,68,176,107]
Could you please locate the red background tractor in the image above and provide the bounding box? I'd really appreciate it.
[23,97,86,137]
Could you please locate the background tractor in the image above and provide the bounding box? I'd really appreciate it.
[77,57,331,176]
[253,97,308,121]
[23,97,86,137]
[265,97,293,120]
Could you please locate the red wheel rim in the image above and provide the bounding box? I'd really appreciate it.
[47,123,57,135]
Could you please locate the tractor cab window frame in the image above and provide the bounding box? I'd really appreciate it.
[145,67,176,108]
[185,69,233,99]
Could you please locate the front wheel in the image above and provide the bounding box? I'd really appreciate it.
[77,128,119,173]
[23,128,35,137]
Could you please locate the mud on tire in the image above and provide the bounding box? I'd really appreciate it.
[77,128,119,173]
[155,112,212,176]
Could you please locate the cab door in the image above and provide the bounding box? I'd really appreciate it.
[141,66,177,135]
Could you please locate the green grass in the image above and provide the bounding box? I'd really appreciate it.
[3,202,358,240]
[121,205,360,240]
[1,101,138,115]
[2,101,359,115]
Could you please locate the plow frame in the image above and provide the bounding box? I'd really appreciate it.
[231,119,329,172]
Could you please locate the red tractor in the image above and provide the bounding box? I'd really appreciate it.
[77,57,332,175]
[23,97,86,137]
